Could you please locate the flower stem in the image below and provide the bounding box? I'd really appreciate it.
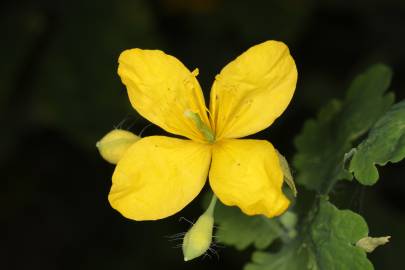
[205,194,218,216]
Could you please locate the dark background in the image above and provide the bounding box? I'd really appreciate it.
[2,0,405,269]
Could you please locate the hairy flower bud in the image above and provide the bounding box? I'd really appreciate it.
[96,129,140,164]
[182,196,217,261]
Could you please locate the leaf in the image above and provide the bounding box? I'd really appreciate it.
[309,199,373,270]
[349,100,405,185]
[245,241,314,270]
[214,202,284,250]
[245,199,374,270]
[294,64,394,192]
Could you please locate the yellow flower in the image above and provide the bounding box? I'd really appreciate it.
[108,40,297,221]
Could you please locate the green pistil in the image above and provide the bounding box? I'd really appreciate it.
[184,110,215,143]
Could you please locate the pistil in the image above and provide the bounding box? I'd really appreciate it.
[184,110,215,143]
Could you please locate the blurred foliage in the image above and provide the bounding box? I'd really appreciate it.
[214,201,284,250]
[294,64,394,192]
[2,0,405,269]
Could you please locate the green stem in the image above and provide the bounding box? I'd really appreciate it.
[320,161,345,195]
[205,194,218,216]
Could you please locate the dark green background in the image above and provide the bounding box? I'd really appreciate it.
[2,0,405,269]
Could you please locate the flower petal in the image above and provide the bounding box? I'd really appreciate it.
[209,139,290,218]
[109,136,211,221]
[118,49,210,142]
[209,40,297,139]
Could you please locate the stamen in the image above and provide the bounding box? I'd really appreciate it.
[191,68,199,77]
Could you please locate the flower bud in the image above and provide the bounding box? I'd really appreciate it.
[182,195,217,261]
[182,212,214,261]
[96,129,140,164]
[356,236,390,253]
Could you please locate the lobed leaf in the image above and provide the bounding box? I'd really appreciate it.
[349,100,405,185]
[309,199,373,269]
[245,241,314,270]
[245,199,374,270]
[293,64,394,192]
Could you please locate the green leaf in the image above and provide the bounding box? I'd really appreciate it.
[309,199,373,270]
[245,199,374,270]
[349,100,405,185]
[245,241,314,270]
[214,202,284,250]
[294,64,394,192]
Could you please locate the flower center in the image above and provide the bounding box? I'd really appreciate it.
[184,110,215,143]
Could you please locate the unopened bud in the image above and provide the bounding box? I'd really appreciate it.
[96,129,140,164]
[182,195,217,261]
[356,236,391,253]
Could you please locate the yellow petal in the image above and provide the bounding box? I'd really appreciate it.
[209,139,290,218]
[209,40,297,139]
[109,136,212,221]
[118,49,210,142]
